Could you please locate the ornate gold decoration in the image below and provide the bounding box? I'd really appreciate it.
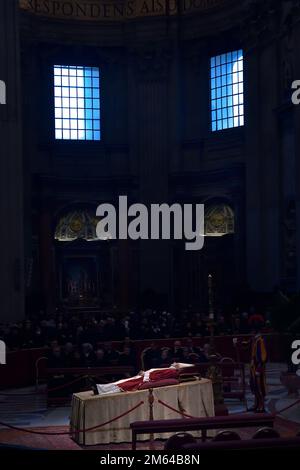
[55,209,101,242]
[205,204,234,237]
[70,218,83,233]
[20,0,229,22]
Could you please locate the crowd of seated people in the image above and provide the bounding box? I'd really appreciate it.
[45,337,212,373]
[0,308,274,353]
[142,339,210,370]
[46,340,138,371]
[44,337,215,400]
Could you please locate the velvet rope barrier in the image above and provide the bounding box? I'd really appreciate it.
[275,397,300,415]
[157,399,196,418]
[0,400,145,436]
[158,397,300,419]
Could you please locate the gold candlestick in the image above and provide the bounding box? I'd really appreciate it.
[207,274,215,356]
[148,388,154,450]
[208,274,214,320]
[206,273,227,415]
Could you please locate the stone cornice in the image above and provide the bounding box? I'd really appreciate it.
[20,0,232,22]
[19,1,300,50]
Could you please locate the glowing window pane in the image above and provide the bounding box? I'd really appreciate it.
[54,65,101,141]
[210,50,244,132]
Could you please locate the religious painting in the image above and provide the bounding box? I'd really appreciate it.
[61,256,98,301]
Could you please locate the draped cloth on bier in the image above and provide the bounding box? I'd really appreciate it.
[71,379,215,445]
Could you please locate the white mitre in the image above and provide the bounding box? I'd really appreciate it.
[171,362,195,369]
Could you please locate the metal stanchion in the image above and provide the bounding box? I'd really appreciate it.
[148,388,155,450]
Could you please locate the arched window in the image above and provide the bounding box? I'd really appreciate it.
[55,209,111,242]
[205,204,234,237]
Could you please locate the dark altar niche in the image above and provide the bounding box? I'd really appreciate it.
[20,0,228,21]
[60,256,99,306]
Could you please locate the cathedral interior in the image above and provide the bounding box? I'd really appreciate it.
[2,0,300,322]
[1,0,300,456]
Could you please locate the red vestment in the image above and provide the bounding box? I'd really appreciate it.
[96,364,191,395]
[118,367,179,392]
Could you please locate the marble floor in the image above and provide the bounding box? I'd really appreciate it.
[227,363,300,424]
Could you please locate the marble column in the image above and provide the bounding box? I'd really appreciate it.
[118,239,130,309]
[0,0,24,323]
[244,43,264,291]
[39,203,55,314]
[292,19,300,291]
[258,41,281,291]
[245,36,280,292]
[134,46,171,306]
